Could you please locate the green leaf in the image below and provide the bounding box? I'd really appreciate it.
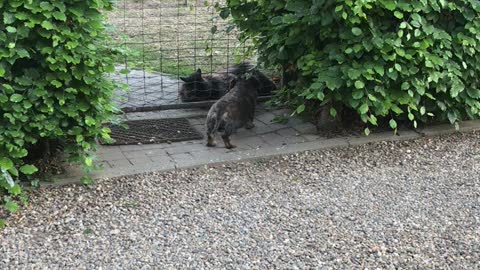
[354,80,365,89]
[85,157,93,167]
[352,27,363,36]
[0,158,13,171]
[389,119,397,129]
[373,65,384,76]
[41,21,54,30]
[467,88,480,98]
[394,11,404,19]
[359,103,369,114]
[450,80,465,98]
[81,176,93,185]
[447,112,457,124]
[0,68,5,77]
[296,104,305,114]
[5,201,19,213]
[53,12,67,21]
[364,127,371,136]
[6,26,16,33]
[394,63,402,72]
[330,107,337,118]
[85,116,96,126]
[353,90,364,99]
[347,69,362,79]
[19,165,38,175]
[10,94,23,103]
[382,0,396,11]
[2,170,15,188]
[420,106,426,115]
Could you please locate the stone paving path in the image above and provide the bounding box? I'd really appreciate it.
[60,105,325,181]
[57,103,480,184]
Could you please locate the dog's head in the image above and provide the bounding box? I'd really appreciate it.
[179,69,210,102]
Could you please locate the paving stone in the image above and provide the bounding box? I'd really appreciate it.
[234,136,267,149]
[276,128,301,137]
[119,144,146,152]
[235,128,256,137]
[123,150,151,159]
[165,143,208,155]
[259,133,289,146]
[255,112,277,125]
[127,156,154,166]
[149,154,174,165]
[293,122,317,134]
[303,134,323,142]
[271,108,292,116]
[144,148,169,157]
[108,159,133,168]
[170,152,198,167]
[96,147,127,161]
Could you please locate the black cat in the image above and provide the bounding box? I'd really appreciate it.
[179,61,276,102]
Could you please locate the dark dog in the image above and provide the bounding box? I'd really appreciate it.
[179,62,276,102]
[205,75,259,149]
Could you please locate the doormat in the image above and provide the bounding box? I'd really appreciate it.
[102,118,203,145]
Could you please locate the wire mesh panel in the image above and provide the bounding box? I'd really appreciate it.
[106,0,253,111]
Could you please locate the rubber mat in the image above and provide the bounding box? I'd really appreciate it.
[103,118,203,145]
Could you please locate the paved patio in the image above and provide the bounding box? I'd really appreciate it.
[56,104,480,185]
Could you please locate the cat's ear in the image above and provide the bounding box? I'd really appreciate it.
[196,69,202,76]
[180,76,188,82]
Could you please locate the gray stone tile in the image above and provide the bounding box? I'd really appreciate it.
[234,136,267,149]
[96,148,127,161]
[128,156,154,166]
[170,152,198,167]
[165,143,208,155]
[144,148,169,157]
[123,150,151,159]
[292,122,317,134]
[256,112,277,125]
[276,128,301,137]
[108,159,132,168]
[149,154,174,165]
[119,144,146,152]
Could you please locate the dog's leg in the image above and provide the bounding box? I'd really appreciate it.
[245,105,255,129]
[207,133,216,147]
[221,134,236,149]
[206,112,218,147]
[221,122,236,149]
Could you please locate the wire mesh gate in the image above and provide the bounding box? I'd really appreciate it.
[107,0,253,112]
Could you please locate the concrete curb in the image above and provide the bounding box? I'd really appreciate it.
[45,119,480,187]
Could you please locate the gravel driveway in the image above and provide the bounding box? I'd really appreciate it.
[1,131,479,269]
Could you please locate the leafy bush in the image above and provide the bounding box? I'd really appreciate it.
[0,0,117,219]
[221,0,480,133]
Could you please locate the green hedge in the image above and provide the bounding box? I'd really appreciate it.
[0,0,117,220]
[222,0,480,133]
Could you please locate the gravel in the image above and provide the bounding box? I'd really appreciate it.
[1,131,479,269]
